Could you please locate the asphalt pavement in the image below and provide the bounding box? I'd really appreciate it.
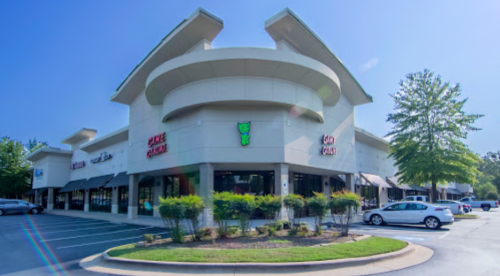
[0,213,169,276]
[1,209,499,276]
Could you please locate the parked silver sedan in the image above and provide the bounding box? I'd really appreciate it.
[437,200,465,215]
[0,200,44,216]
[363,202,454,229]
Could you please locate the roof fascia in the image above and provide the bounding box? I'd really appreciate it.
[265,8,373,106]
[80,126,129,153]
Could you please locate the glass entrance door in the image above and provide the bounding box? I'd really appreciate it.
[138,177,154,216]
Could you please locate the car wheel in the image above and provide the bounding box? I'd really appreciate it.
[0,209,4,216]
[31,208,39,214]
[482,206,490,211]
[370,214,383,226]
[424,217,441,229]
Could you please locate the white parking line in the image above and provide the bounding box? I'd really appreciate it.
[57,232,169,249]
[41,227,155,242]
[19,221,112,231]
[439,232,450,239]
[28,224,127,235]
[18,219,102,227]
[1,219,95,227]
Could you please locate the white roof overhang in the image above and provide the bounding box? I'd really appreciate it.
[110,8,223,105]
[80,126,129,153]
[355,127,389,152]
[26,147,73,162]
[265,8,373,106]
[61,128,97,145]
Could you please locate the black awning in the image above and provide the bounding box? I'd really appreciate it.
[59,179,87,193]
[104,172,129,188]
[25,189,36,195]
[409,186,428,192]
[77,174,114,190]
[446,188,462,195]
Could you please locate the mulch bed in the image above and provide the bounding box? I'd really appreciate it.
[145,230,360,250]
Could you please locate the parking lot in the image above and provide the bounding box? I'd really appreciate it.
[0,213,169,276]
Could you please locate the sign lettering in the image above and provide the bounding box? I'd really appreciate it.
[70,161,86,170]
[147,133,167,158]
[321,134,337,155]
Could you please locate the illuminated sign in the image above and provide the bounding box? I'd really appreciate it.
[70,161,86,170]
[238,122,250,146]
[90,152,113,164]
[321,134,337,155]
[147,133,167,158]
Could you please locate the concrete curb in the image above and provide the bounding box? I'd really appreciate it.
[100,240,414,270]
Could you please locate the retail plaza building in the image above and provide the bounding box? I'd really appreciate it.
[26,9,473,224]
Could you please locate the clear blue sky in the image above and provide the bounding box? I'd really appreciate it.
[1,1,498,156]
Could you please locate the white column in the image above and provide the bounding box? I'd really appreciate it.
[345,173,355,192]
[111,187,119,214]
[64,193,69,210]
[153,176,165,218]
[322,176,331,200]
[274,164,289,221]
[47,188,54,211]
[84,190,90,212]
[128,174,139,219]
[200,163,214,227]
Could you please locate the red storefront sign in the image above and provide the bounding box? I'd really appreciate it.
[147,133,167,158]
[321,134,337,155]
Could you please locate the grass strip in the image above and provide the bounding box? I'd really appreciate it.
[108,237,406,263]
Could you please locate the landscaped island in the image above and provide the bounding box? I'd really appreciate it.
[107,235,406,263]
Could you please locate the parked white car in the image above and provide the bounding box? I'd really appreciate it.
[436,200,464,215]
[363,202,454,229]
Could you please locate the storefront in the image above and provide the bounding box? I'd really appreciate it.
[24,8,474,225]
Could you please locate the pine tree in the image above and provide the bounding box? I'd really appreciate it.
[387,69,483,202]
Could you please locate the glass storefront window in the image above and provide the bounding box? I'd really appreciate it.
[214,171,274,196]
[360,185,379,211]
[330,176,346,193]
[164,173,197,198]
[293,173,322,218]
[54,189,65,209]
[118,186,129,214]
[388,188,403,203]
[138,177,154,216]
[89,188,112,213]
[69,190,84,211]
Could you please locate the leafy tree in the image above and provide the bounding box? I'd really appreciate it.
[283,194,304,230]
[256,194,282,223]
[25,138,49,154]
[387,69,483,202]
[477,151,500,192]
[475,182,499,200]
[0,137,31,198]
[306,192,329,235]
[181,195,205,241]
[158,196,186,243]
[329,190,361,236]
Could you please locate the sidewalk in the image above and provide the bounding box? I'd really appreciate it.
[46,210,365,230]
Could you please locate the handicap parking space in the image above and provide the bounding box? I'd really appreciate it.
[0,213,169,275]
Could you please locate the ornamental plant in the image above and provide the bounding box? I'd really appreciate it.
[306,192,329,235]
[257,195,282,223]
[329,190,361,236]
[230,193,258,236]
[283,194,304,230]
[159,197,186,243]
[180,195,205,241]
[213,192,233,237]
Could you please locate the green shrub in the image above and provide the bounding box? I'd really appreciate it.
[227,225,239,235]
[143,234,154,243]
[230,194,258,236]
[181,195,205,240]
[257,195,282,222]
[299,222,308,227]
[159,197,186,243]
[213,192,234,237]
[283,194,304,230]
[281,220,291,230]
[298,225,308,233]
[288,228,298,236]
[306,192,329,235]
[197,227,214,239]
[268,226,277,236]
[256,225,268,235]
[330,190,361,236]
[266,221,283,230]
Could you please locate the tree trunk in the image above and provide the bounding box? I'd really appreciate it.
[432,182,438,203]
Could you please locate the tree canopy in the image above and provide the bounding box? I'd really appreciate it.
[386,69,483,202]
[0,137,48,198]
